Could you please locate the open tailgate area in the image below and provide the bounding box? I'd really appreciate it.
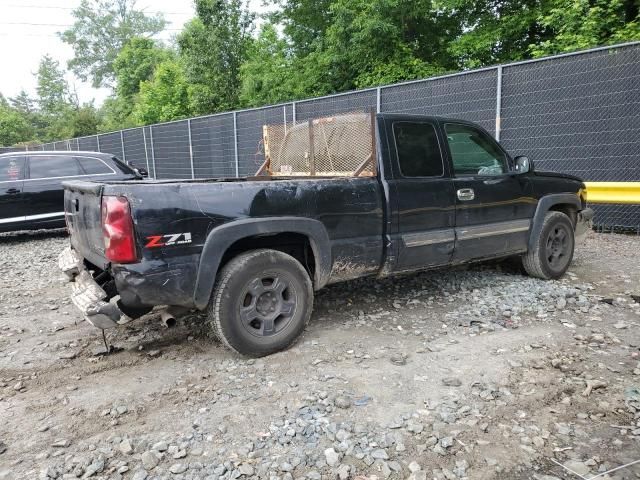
[63,180,108,269]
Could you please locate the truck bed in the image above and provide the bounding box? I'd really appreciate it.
[63,175,386,306]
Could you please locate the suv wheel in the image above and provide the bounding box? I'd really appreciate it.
[207,249,313,357]
[522,211,575,280]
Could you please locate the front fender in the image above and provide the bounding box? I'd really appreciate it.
[193,217,332,310]
[528,193,582,251]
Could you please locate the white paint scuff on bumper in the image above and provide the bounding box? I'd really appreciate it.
[58,246,122,329]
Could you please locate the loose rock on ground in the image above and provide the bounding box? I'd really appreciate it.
[0,230,639,479]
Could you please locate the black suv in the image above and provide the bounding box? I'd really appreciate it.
[0,151,142,233]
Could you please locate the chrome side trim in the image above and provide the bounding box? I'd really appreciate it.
[403,228,456,248]
[0,211,65,224]
[0,217,22,224]
[27,211,66,220]
[457,219,530,240]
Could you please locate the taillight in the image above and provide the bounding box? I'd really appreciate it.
[102,196,137,264]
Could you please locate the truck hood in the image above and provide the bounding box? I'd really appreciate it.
[533,170,584,184]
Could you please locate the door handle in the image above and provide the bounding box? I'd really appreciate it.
[5,188,20,195]
[457,188,475,201]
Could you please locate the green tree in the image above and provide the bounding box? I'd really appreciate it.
[132,60,191,124]
[531,0,640,57]
[261,0,462,95]
[60,0,166,88]
[441,0,639,68]
[34,55,77,141]
[239,23,340,105]
[36,55,71,116]
[269,0,334,55]
[71,104,100,137]
[331,0,459,88]
[114,37,171,99]
[99,96,139,132]
[9,90,47,141]
[9,90,37,115]
[0,105,34,146]
[100,37,173,130]
[240,24,297,106]
[440,0,552,68]
[178,0,254,115]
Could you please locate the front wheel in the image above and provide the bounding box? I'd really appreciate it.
[522,211,575,280]
[207,249,313,357]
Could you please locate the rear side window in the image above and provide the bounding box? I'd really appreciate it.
[0,156,24,181]
[77,156,114,175]
[29,155,81,179]
[393,122,444,177]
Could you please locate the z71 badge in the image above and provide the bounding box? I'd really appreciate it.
[145,233,192,248]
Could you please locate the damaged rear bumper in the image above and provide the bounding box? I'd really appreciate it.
[58,246,123,329]
[575,208,594,241]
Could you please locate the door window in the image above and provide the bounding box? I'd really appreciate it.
[0,156,24,181]
[29,155,81,179]
[445,124,507,176]
[393,122,444,177]
[77,156,114,175]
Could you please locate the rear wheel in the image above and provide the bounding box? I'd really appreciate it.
[522,211,575,279]
[207,249,313,357]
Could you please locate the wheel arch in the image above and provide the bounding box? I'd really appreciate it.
[193,217,331,310]
[528,193,581,252]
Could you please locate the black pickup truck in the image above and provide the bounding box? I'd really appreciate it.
[59,113,592,357]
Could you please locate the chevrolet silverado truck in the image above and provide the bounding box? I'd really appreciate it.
[59,113,593,357]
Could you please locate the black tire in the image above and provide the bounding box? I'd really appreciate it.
[522,211,575,280]
[207,249,313,357]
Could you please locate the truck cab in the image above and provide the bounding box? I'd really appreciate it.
[380,115,537,271]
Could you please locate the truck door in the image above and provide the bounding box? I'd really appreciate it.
[442,122,535,262]
[386,119,456,271]
[0,155,26,226]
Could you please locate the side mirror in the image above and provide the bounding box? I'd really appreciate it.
[135,167,149,178]
[514,156,533,174]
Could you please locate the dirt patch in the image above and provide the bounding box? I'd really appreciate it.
[0,231,639,479]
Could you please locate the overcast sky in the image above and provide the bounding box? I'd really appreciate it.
[0,0,267,106]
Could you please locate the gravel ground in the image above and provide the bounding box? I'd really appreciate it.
[0,230,639,480]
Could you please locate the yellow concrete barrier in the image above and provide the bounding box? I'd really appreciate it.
[584,182,640,204]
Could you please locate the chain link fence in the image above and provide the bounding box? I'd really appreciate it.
[18,41,640,230]
[498,44,640,231]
